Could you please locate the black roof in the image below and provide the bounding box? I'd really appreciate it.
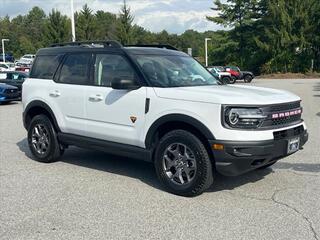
[36,41,187,57]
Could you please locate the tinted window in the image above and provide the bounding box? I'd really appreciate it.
[58,54,91,85]
[94,54,136,87]
[135,55,218,87]
[30,55,63,79]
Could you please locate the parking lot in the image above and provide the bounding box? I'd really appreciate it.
[0,79,319,240]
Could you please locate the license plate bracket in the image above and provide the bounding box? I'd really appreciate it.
[287,137,300,154]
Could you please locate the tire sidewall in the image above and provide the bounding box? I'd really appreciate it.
[244,75,253,83]
[27,115,59,162]
[155,131,212,195]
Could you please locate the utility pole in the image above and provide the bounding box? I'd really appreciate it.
[71,0,76,42]
[205,38,211,67]
[1,39,9,63]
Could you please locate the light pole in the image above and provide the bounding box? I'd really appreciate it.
[71,0,76,42]
[1,39,9,63]
[205,38,211,67]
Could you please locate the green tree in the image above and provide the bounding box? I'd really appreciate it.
[76,4,97,40]
[117,0,134,44]
[45,9,70,44]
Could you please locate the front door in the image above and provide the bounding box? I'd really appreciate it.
[85,53,147,147]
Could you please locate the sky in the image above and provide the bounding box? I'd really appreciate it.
[0,0,223,34]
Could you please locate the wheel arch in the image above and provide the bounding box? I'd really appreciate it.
[145,114,215,150]
[23,100,60,132]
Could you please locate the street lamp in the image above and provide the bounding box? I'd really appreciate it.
[205,38,211,67]
[71,0,76,42]
[1,39,9,63]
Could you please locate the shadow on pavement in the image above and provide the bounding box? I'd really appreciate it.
[317,112,320,117]
[16,138,275,193]
[17,138,318,194]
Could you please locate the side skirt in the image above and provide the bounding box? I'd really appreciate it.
[58,133,153,162]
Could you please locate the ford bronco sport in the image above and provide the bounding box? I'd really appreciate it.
[22,41,308,196]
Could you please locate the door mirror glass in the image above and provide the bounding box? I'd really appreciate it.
[111,78,140,90]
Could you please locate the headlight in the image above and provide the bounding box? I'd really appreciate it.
[224,107,267,129]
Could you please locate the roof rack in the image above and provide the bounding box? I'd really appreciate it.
[50,40,122,48]
[126,44,178,51]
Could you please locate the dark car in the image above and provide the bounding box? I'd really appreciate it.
[0,83,20,103]
[0,71,28,97]
[0,53,15,63]
[225,66,255,83]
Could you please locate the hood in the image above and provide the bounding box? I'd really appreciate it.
[153,84,300,105]
[0,83,18,90]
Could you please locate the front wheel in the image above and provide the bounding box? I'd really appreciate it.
[154,130,214,197]
[27,114,63,163]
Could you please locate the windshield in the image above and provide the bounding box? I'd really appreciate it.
[135,55,219,87]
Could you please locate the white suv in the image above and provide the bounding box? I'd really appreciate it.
[22,41,308,196]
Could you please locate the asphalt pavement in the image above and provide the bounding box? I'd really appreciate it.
[0,79,319,240]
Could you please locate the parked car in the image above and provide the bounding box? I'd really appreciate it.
[15,63,32,72]
[22,41,308,196]
[0,62,16,72]
[0,71,28,96]
[207,66,232,84]
[0,53,15,62]
[0,83,20,103]
[225,66,255,83]
[18,54,35,64]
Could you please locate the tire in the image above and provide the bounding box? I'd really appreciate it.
[27,114,63,163]
[257,161,276,170]
[222,76,231,84]
[244,75,253,83]
[154,130,214,197]
[229,76,237,84]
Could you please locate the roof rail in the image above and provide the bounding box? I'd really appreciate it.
[50,40,123,48]
[126,44,178,51]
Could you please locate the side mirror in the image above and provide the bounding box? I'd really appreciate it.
[111,78,140,90]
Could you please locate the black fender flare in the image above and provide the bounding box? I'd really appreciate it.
[23,100,60,132]
[145,114,215,149]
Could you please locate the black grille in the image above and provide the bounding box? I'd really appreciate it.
[4,88,18,94]
[271,114,301,126]
[273,125,304,140]
[261,101,302,129]
[269,101,301,112]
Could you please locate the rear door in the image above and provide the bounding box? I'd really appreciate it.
[52,53,92,135]
[84,53,147,147]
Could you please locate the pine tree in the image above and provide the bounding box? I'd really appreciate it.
[117,0,134,45]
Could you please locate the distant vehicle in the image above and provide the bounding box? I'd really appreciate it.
[0,83,20,103]
[15,63,32,73]
[18,54,35,64]
[0,71,28,95]
[207,66,232,84]
[0,53,15,63]
[225,66,255,83]
[0,62,16,72]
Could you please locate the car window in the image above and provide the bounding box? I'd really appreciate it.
[58,53,91,85]
[30,55,63,79]
[135,55,218,87]
[94,54,136,87]
[0,64,8,69]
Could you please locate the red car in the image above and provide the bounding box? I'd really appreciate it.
[15,63,32,73]
[225,66,254,83]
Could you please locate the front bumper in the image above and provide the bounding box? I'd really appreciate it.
[210,126,308,176]
[0,92,21,102]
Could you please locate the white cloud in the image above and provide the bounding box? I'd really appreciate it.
[0,0,223,34]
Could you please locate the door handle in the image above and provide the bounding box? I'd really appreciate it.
[49,90,61,98]
[88,94,103,102]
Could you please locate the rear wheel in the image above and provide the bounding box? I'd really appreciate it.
[244,75,253,83]
[154,130,214,197]
[229,76,237,84]
[221,76,231,84]
[27,114,63,163]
